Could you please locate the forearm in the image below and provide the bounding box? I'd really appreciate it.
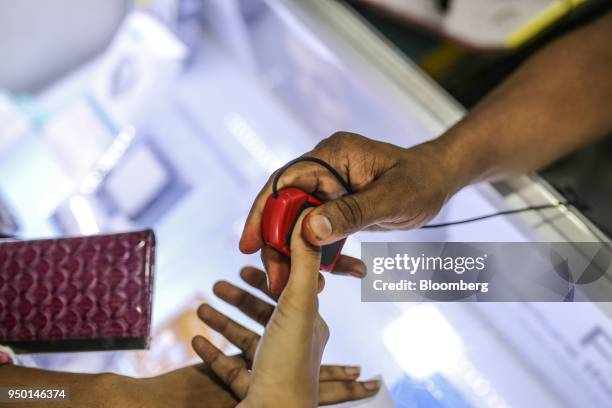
[435,11,612,191]
[0,365,125,408]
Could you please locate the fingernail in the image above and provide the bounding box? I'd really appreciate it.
[344,366,360,377]
[363,380,381,391]
[309,214,332,241]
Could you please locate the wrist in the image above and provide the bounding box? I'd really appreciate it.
[239,397,314,408]
[430,125,492,192]
[88,373,137,407]
[239,403,313,408]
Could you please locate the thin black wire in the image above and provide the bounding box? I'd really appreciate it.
[271,156,570,228]
[421,202,568,228]
[272,156,353,196]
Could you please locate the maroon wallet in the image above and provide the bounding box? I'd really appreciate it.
[0,230,155,353]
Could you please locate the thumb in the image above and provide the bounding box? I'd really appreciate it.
[279,210,321,308]
[303,182,389,245]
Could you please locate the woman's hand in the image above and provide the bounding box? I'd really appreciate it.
[193,216,380,407]
[239,132,457,294]
[192,268,380,406]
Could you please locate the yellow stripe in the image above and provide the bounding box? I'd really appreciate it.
[420,43,465,79]
[506,0,589,48]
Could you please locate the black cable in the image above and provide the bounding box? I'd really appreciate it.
[421,202,569,228]
[272,157,571,228]
[272,156,353,197]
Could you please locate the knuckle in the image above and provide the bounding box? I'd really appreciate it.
[224,365,243,386]
[330,131,348,142]
[332,196,364,230]
[316,316,329,336]
[255,307,272,326]
[243,334,260,355]
[343,381,359,394]
[316,131,352,151]
[236,290,251,310]
[314,137,331,150]
[321,366,337,378]
[319,319,330,344]
[254,273,269,292]
[197,343,219,363]
[330,131,354,142]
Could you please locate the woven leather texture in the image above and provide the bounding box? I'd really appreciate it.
[0,230,154,349]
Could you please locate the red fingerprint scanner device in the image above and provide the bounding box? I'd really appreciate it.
[262,187,345,272]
